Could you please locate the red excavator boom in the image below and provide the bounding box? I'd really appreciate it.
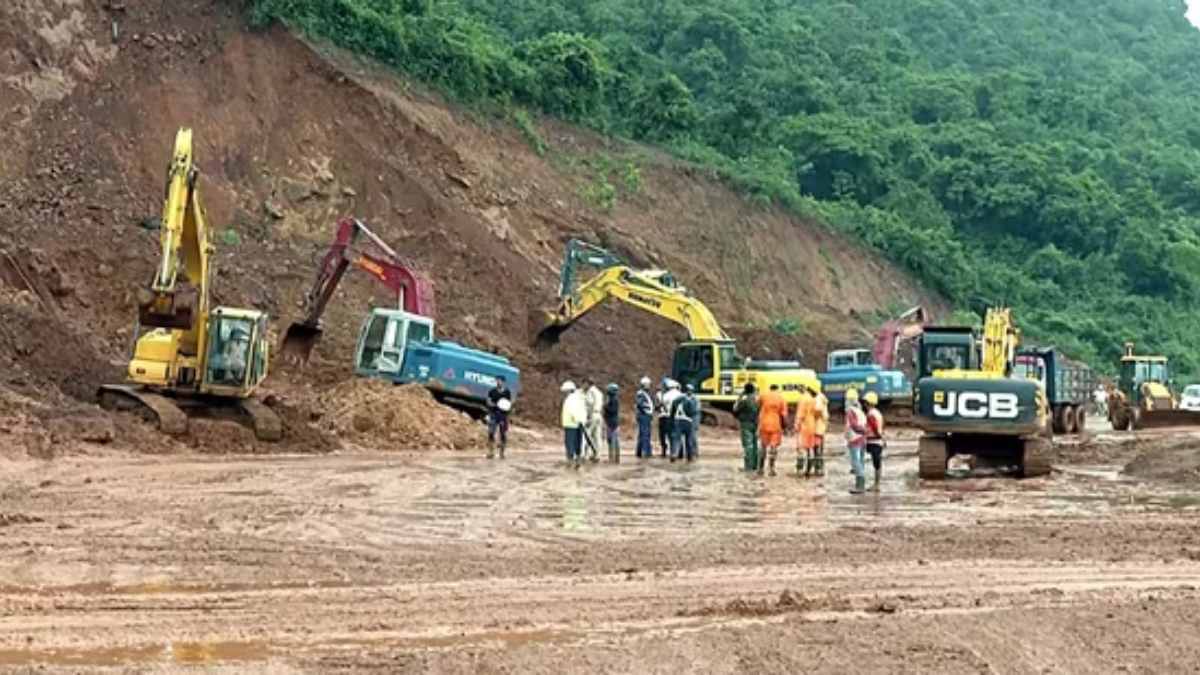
[281,217,435,364]
[872,305,927,371]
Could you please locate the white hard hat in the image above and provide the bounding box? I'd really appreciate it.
[561,381,576,393]
[640,376,652,387]
[497,398,512,412]
[668,379,680,390]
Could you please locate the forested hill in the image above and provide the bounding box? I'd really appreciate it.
[249,0,1200,377]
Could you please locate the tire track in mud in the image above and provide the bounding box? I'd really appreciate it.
[1,559,1198,667]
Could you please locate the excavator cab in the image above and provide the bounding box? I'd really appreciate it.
[203,309,269,394]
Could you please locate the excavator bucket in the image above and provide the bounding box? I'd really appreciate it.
[532,308,569,346]
[280,321,322,364]
[137,285,198,330]
[1135,409,1200,430]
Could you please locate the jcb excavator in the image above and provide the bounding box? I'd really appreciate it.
[538,240,820,411]
[915,307,1051,479]
[99,129,281,440]
[1107,343,1200,430]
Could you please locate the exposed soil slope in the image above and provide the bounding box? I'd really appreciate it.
[0,0,943,445]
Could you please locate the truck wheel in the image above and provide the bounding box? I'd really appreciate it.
[1021,437,1052,477]
[918,436,948,480]
[1065,406,1079,434]
[1052,406,1068,435]
[1074,406,1087,434]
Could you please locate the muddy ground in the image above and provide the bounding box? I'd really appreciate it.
[1,422,1199,673]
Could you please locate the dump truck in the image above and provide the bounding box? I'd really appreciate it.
[1013,347,1096,435]
[1107,342,1200,430]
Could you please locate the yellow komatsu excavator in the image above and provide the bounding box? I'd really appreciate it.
[538,240,820,412]
[99,129,281,440]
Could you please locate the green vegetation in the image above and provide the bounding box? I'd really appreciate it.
[248,0,1200,377]
[770,317,805,337]
[511,109,547,156]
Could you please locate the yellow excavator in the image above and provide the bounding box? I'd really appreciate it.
[99,129,280,440]
[914,307,1051,478]
[537,240,820,412]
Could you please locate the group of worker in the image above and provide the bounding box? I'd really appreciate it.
[735,382,886,493]
[559,377,634,468]
[493,374,887,493]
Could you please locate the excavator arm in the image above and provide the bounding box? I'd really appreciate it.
[137,128,211,334]
[872,305,927,370]
[539,265,727,343]
[981,307,1019,375]
[281,217,435,364]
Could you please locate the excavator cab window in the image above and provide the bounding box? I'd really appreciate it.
[673,344,715,393]
[359,314,389,369]
[206,316,256,388]
[924,344,970,376]
[406,321,432,344]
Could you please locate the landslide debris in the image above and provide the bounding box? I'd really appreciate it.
[312,379,481,451]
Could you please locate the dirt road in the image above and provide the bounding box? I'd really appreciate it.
[1,430,1199,673]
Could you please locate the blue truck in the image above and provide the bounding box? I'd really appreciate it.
[817,348,913,414]
[354,308,520,412]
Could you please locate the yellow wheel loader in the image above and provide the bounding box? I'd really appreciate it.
[1107,343,1200,431]
[99,129,280,441]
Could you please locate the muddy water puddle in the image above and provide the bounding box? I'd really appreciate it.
[357,439,1200,542]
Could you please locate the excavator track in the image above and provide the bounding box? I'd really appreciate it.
[1021,437,1053,478]
[98,385,189,436]
[239,398,283,442]
[917,435,948,480]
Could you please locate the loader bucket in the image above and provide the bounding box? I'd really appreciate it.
[1136,409,1200,430]
[280,321,322,365]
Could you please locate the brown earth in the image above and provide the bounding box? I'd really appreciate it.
[311,379,480,452]
[1124,435,1200,484]
[0,433,1199,672]
[0,0,943,450]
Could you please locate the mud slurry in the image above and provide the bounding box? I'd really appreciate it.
[2,433,1200,672]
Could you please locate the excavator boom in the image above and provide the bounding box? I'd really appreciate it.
[282,217,435,364]
[137,128,210,332]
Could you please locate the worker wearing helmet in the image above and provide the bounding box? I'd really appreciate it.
[811,386,830,476]
[635,376,655,459]
[844,387,868,494]
[604,383,621,463]
[561,381,587,469]
[733,383,760,472]
[656,378,673,457]
[583,377,604,463]
[486,375,512,459]
[793,384,816,476]
[757,383,787,476]
[864,391,886,490]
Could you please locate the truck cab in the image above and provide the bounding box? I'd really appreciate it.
[818,348,913,412]
[355,308,521,411]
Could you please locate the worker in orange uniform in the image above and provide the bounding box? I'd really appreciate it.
[811,386,829,476]
[756,383,787,477]
[793,385,816,476]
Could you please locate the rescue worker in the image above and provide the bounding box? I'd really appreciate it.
[757,383,787,476]
[793,385,816,476]
[686,384,702,459]
[864,391,886,490]
[583,377,603,463]
[635,376,655,458]
[604,383,621,463]
[560,381,587,469]
[811,386,829,476]
[486,375,512,459]
[656,379,672,457]
[844,388,868,493]
[671,383,700,461]
[664,381,688,462]
[733,383,759,472]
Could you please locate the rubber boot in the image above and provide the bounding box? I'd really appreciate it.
[815,455,825,477]
[487,440,495,460]
[768,454,777,477]
[804,454,813,478]
[872,470,881,491]
[796,456,805,476]
[850,475,865,494]
[499,442,506,460]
